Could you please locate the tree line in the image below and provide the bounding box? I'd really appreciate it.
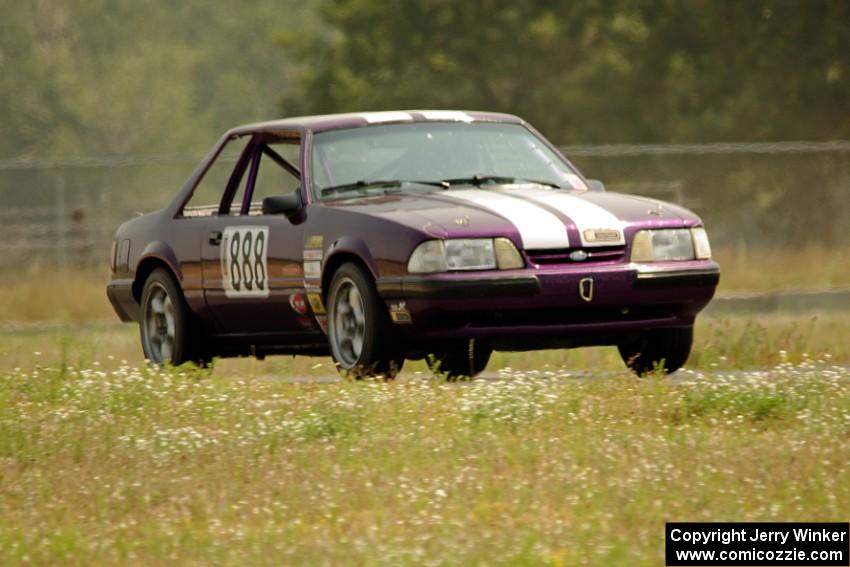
[3,1,848,246]
[282,0,850,145]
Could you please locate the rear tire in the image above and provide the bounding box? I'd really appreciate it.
[327,262,403,379]
[139,268,210,367]
[427,339,492,380]
[618,327,693,375]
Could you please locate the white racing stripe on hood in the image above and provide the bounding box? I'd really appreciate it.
[504,187,626,247]
[443,189,570,249]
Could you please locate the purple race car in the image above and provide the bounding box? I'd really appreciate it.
[107,110,719,378]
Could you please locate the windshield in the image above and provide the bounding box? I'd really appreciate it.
[310,122,587,199]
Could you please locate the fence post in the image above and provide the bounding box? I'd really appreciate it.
[55,173,66,270]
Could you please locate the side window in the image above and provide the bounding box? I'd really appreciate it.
[249,142,301,215]
[182,137,251,217]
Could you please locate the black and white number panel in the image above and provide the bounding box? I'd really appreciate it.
[221,226,269,298]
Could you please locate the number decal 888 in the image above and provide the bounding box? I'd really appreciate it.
[221,226,269,298]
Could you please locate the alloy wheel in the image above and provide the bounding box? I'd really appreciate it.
[330,277,366,368]
[143,282,176,364]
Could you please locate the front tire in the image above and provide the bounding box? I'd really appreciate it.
[427,339,492,380]
[618,327,693,375]
[327,262,403,379]
[140,268,208,366]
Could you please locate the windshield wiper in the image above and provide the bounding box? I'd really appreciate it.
[441,175,562,189]
[320,179,449,197]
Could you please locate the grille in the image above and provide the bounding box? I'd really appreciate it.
[526,246,625,266]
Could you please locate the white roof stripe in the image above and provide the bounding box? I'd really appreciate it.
[358,111,414,123]
[419,110,474,123]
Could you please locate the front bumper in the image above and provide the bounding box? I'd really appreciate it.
[377,274,540,299]
[632,265,721,289]
[375,260,720,348]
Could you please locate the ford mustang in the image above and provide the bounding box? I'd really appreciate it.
[107,110,719,378]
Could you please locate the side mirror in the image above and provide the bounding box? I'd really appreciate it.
[587,179,605,192]
[262,191,302,217]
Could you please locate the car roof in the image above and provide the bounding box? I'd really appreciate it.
[226,110,525,136]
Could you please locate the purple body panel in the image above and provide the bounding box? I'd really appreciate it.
[379,259,717,351]
[107,110,720,359]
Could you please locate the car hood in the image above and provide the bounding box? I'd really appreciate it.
[323,184,701,250]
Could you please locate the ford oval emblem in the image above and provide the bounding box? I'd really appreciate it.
[569,250,589,262]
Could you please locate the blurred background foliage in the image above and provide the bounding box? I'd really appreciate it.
[1,0,849,269]
[0,0,320,158]
[3,0,847,156]
[282,0,850,144]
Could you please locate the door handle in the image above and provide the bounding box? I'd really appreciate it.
[209,231,222,245]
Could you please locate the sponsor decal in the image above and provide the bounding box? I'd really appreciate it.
[442,189,570,249]
[583,229,621,243]
[307,292,326,314]
[389,301,412,324]
[289,293,308,315]
[314,315,329,333]
[305,235,324,249]
[220,226,270,298]
[303,261,321,279]
[297,315,315,330]
[303,237,324,287]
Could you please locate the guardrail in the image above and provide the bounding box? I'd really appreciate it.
[707,288,850,314]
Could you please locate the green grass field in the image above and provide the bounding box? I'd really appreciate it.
[0,358,848,565]
[1,317,849,565]
[2,312,849,378]
[1,254,849,566]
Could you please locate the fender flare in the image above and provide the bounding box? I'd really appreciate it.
[321,236,380,296]
[132,241,183,301]
[138,241,182,280]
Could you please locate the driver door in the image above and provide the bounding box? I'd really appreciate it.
[201,134,309,336]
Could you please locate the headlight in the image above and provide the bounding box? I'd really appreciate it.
[408,238,523,273]
[494,237,524,269]
[691,227,712,259]
[630,229,695,262]
[407,240,448,273]
[444,239,496,270]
